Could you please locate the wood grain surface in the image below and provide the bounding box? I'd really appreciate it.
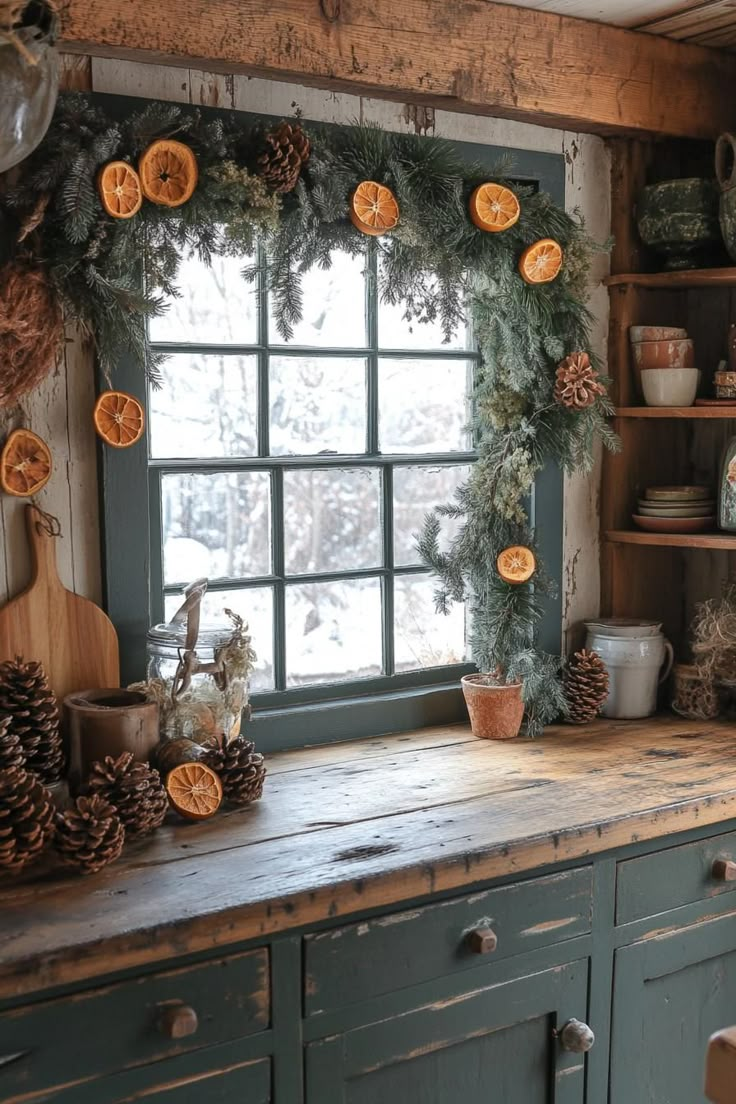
[57,0,736,138]
[0,505,119,703]
[1,716,736,1000]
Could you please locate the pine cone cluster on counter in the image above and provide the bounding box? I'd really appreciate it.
[55,795,125,876]
[0,657,64,783]
[88,752,168,839]
[0,766,55,874]
[563,649,610,724]
[205,737,267,807]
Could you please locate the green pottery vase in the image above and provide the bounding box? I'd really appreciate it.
[636,178,721,270]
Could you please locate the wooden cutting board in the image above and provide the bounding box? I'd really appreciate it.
[0,505,119,703]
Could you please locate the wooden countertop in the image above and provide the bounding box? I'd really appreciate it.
[1,714,736,1002]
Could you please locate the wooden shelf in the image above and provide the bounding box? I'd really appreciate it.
[606,530,736,550]
[605,267,736,289]
[615,406,736,419]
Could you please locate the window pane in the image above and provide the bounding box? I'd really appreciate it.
[165,586,274,692]
[270,357,367,456]
[269,250,367,347]
[162,471,271,584]
[378,260,470,351]
[395,574,466,672]
[394,464,470,567]
[149,252,258,345]
[284,468,382,574]
[150,354,257,459]
[285,577,382,685]
[378,358,471,454]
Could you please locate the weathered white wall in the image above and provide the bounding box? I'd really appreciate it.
[0,57,610,650]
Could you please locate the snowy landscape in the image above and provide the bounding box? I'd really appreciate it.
[150,249,473,692]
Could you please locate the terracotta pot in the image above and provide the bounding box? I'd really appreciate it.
[461,674,524,740]
[64,689,159,793]
[631,338,694,372]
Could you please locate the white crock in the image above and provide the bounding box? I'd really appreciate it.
[584,629,674,719]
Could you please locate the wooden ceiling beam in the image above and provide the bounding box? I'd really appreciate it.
[59,0,736,139]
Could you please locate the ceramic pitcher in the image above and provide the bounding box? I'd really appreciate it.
[584,625,674,720]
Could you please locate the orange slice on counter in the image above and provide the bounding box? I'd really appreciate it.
[497,545,536,585]
[349,180,400,236]
[93,390,145,449]
[138,139,199,208]
[166,762,223,821]
[0,429,52,497]
[518,238,563,284]
[97,161,143,219]
[469,183,520,232]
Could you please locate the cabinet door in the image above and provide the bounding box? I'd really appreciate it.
[611,909,736,1104]
[306,960,589,1104]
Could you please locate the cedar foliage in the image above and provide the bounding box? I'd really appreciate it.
[0,95,619,735]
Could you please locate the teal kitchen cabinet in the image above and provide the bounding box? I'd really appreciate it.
[610,909,736,1104]
[306,959,591,1104]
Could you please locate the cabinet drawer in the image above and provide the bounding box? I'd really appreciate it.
[0,948,269,1102]
[304,867,591,1016]
[616,828,736,924]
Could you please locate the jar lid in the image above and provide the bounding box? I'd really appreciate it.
[147,621,233,649]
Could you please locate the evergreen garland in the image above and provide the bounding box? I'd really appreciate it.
[0,93,619,735]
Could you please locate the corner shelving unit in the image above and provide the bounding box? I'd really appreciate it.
[601,145,736,654]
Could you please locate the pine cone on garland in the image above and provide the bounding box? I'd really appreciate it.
[0,658,64,783]
[563,649,610,725]
[54,795,125,876]
[205,737,266,806]
[0,766,55,874]
[0,716,24,771]
[87,753,168,839]
[553,352,606,411]
[256,122,310,193]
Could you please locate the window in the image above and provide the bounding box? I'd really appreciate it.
[102,117,564,750]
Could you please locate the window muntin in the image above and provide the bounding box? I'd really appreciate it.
[147,243,476,705]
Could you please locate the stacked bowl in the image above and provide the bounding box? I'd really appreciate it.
[633,485,715,534]
[629,326,698,406]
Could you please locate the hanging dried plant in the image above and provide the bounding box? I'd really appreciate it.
[0,259,63,406]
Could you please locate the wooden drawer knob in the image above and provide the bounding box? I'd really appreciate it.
[467,926,498,954]
[559,1018,595,1053]
[712,859,736,882]
[158,1004,199,1039]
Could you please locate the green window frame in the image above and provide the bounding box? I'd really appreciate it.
[100,102,565,752]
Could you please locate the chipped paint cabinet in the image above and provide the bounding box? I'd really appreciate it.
[306,960,589,1103]
[611,911,736,1104]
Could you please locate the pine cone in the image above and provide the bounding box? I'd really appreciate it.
[0,715,24,771]
[0,658,64,783]
[553,352,606,411]
[88,753,168,839]
[564,649,610,724]
[256,122,310,193]
[0,766,55,874]
[54,794,125,875]
[205,737,266,806]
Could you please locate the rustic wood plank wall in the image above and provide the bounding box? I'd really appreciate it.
[0,55,610,651]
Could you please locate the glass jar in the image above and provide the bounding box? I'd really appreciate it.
[146,580,254,748]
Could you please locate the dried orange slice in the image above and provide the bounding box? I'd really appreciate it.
[97,161,143,219]
[497,545,536,585]
[350,180,400,236]
[93,390,145,449]
[519,238,563,284]
[0,429,52,497]
[166,762,223,821]
[469,183,520,232]
[138,139,198,208]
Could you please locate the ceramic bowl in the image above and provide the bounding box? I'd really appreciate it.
[632,514,715,533]
[631,338,694,372]
[584,618,662,638]
[644,485,712,501]
[641,367,699,407]
[637,504,715,518]
[629,326,687,343]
